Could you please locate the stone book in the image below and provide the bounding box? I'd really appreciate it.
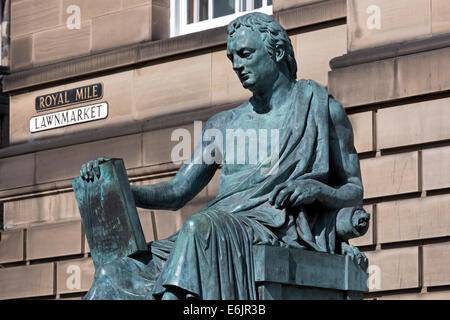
[72,159,147,269]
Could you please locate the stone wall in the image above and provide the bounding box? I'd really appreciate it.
[330,0,450,300]
[0,0,449,300]
[347,0,450,51]
[10,0,169,71]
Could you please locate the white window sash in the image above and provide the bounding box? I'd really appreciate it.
[246,0,253,11]
[193,0,199,23]
[208,0,213,20]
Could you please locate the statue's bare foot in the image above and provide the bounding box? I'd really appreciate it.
[161,286,196,300]
[341,242,368,271]
[161,291,180,300]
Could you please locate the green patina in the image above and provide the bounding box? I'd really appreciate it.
[74,13,370,300]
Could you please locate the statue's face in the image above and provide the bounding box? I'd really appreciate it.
[227,27,279,93]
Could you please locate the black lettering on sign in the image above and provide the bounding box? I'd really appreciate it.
[35,83,103,111]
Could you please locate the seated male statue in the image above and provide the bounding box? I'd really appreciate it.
[79,12,370,300]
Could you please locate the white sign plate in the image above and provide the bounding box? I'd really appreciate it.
[30,102,108,133]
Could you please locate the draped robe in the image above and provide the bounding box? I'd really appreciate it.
[84,79,363,300]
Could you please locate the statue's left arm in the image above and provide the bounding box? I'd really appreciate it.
[269,97,363,210]
[315,97,363,208]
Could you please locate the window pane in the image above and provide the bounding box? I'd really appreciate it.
[254,0,263,9]
[268,0,272,5]
[199,0,209,21]
[187,0,209,24]
[241,0,248,11]
[213,0,235,18]
[241,0,268,12]
[187,0,194,24]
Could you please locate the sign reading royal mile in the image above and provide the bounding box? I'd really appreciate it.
[35,83,103,111]
[30,83,108,133]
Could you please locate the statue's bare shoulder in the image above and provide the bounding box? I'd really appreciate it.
[204,101,250,131]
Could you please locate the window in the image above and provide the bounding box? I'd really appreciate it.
[171,0,273,37]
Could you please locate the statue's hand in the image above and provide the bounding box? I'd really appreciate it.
[341,242,368,270]
[80,157,110,182]
[269,179,321,209]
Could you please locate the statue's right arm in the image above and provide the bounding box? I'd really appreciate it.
[130,114,223,210]
[130,158,218,211]
[80,154,218,211]
[80,114,223,211]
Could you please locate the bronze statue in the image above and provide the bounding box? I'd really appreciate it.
[78,13,369,300]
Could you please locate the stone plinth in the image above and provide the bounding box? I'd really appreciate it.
[254,245,368,300]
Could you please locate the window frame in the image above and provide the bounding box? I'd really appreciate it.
[170,0,273,37]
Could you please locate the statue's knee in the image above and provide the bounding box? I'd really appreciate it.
[96,262,118,279]
[97,265,110,277]
[184,214,211,235]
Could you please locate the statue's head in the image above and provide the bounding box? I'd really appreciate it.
[227,12,297,92]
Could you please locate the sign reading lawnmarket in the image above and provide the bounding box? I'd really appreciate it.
[30,102,108,133]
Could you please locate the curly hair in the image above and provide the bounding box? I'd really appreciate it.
[227,12,297,81]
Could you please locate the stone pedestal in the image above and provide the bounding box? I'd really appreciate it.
[254,245,368,300]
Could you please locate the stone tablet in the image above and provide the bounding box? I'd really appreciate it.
[72,159,147,268]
